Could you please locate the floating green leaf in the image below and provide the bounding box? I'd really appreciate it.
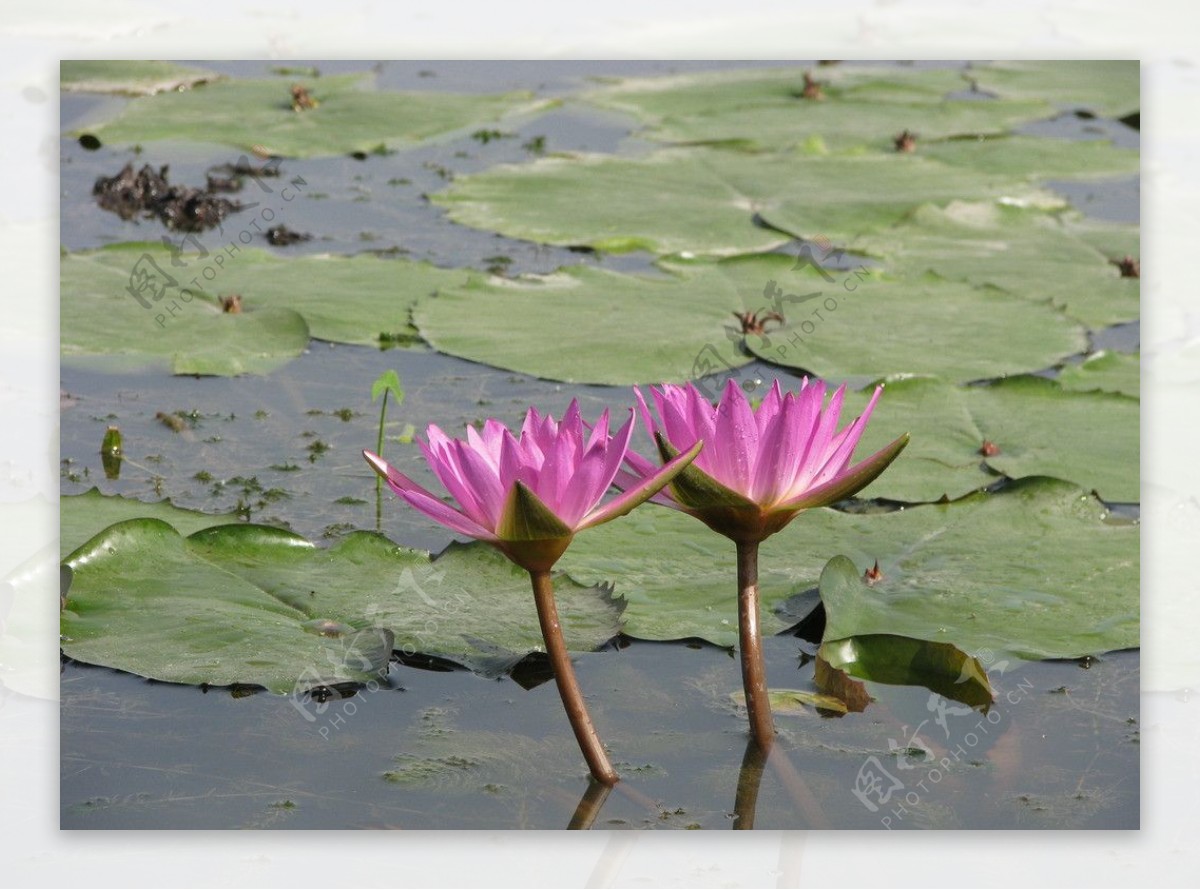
[730,688,849,716]
[417,252,1087,387]
[844,375,1138,503]
[1065,216,1140,261]
[814,480,1137,660]
[62,244,469,373]
[745,260,1087,385]
[558,508,815,648]
[560,477,1137,659]
[61,521,622,693]
[920,134,1138,182]
[73,74,546,158]
[850,202,1138,328]
[61,489,245,560]
[585,65,971,123]
[585,65,1054,153]
[413,258,757,385]
[60,244,309,375]
[820,634,994,708]
[434,147,1059,257]
[968,61,1139,119]
[61,60,217,95]
[1058,351,1139,399]
[817,556,994,707]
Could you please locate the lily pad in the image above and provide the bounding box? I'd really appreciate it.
[418,252,1087,387]
[818,633,994,709]
[817,554,994,707]
[1058,351,1140,399]
[413,258,768,386]
[730,688,849,716]
[61,488,245,560]
[920,134,1139,182]
[845,375,1138,503]
[434,147,1060,257]
[1065,216,1140,261]
[62,244,469,372]
[61,521,622,693]
[967,61,1140,119]
[61,244,310,375]
[850,202,1139,329]
[559,508,815,648]
[819,480,1137,660]
[61,60,217,96]
[585,65,975,124]
[584,65,1053,153]
[560,477,1137,659]
[73,73,546,158]
[744,259,1087,385]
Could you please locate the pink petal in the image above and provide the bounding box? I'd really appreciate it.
[749,393,803,504]
[613,466,681,508]
[538,428,577,512]
[579,440,703,530]
[633,387,658,446]
[452,438,507,527]
[810,385,883,487]
[416,437,490,527]
[776,432,909,511]
[481,419,509,460]
[595,410,635,498]
[654,386,700,460]
[584,408,610,455]
[787,382,843,496]
[362,450,498,541]
[682,383,719,476]
[550,451,600,527]
[754,379,783,436]
[709,378,757,494]
[561,399,583,443]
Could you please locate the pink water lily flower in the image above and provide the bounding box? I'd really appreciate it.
[619,377,908,747]
[620,378,909,544]
[364,400,700,787]
[364,401,700,573]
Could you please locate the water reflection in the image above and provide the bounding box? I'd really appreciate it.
[567,778,612,830]
[734,739,830,830]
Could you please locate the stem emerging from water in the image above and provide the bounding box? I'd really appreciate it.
[375,389,389,497]
[529,570,619,786]
[736,539,776,746]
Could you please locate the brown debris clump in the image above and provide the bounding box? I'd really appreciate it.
[93,163,240,232]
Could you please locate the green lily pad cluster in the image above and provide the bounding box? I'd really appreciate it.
[61,473,1137,692]
[59,61,1139,700]
[61,243,469,373]
[71,71,547,157]
[842,374,1139,503]
[61,515,622,693]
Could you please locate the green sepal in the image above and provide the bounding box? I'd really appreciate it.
[496,481,574,542]
[655,432,757,511]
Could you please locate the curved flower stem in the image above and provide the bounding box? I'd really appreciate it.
[529,570,619,786]
[736,539,776,746]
